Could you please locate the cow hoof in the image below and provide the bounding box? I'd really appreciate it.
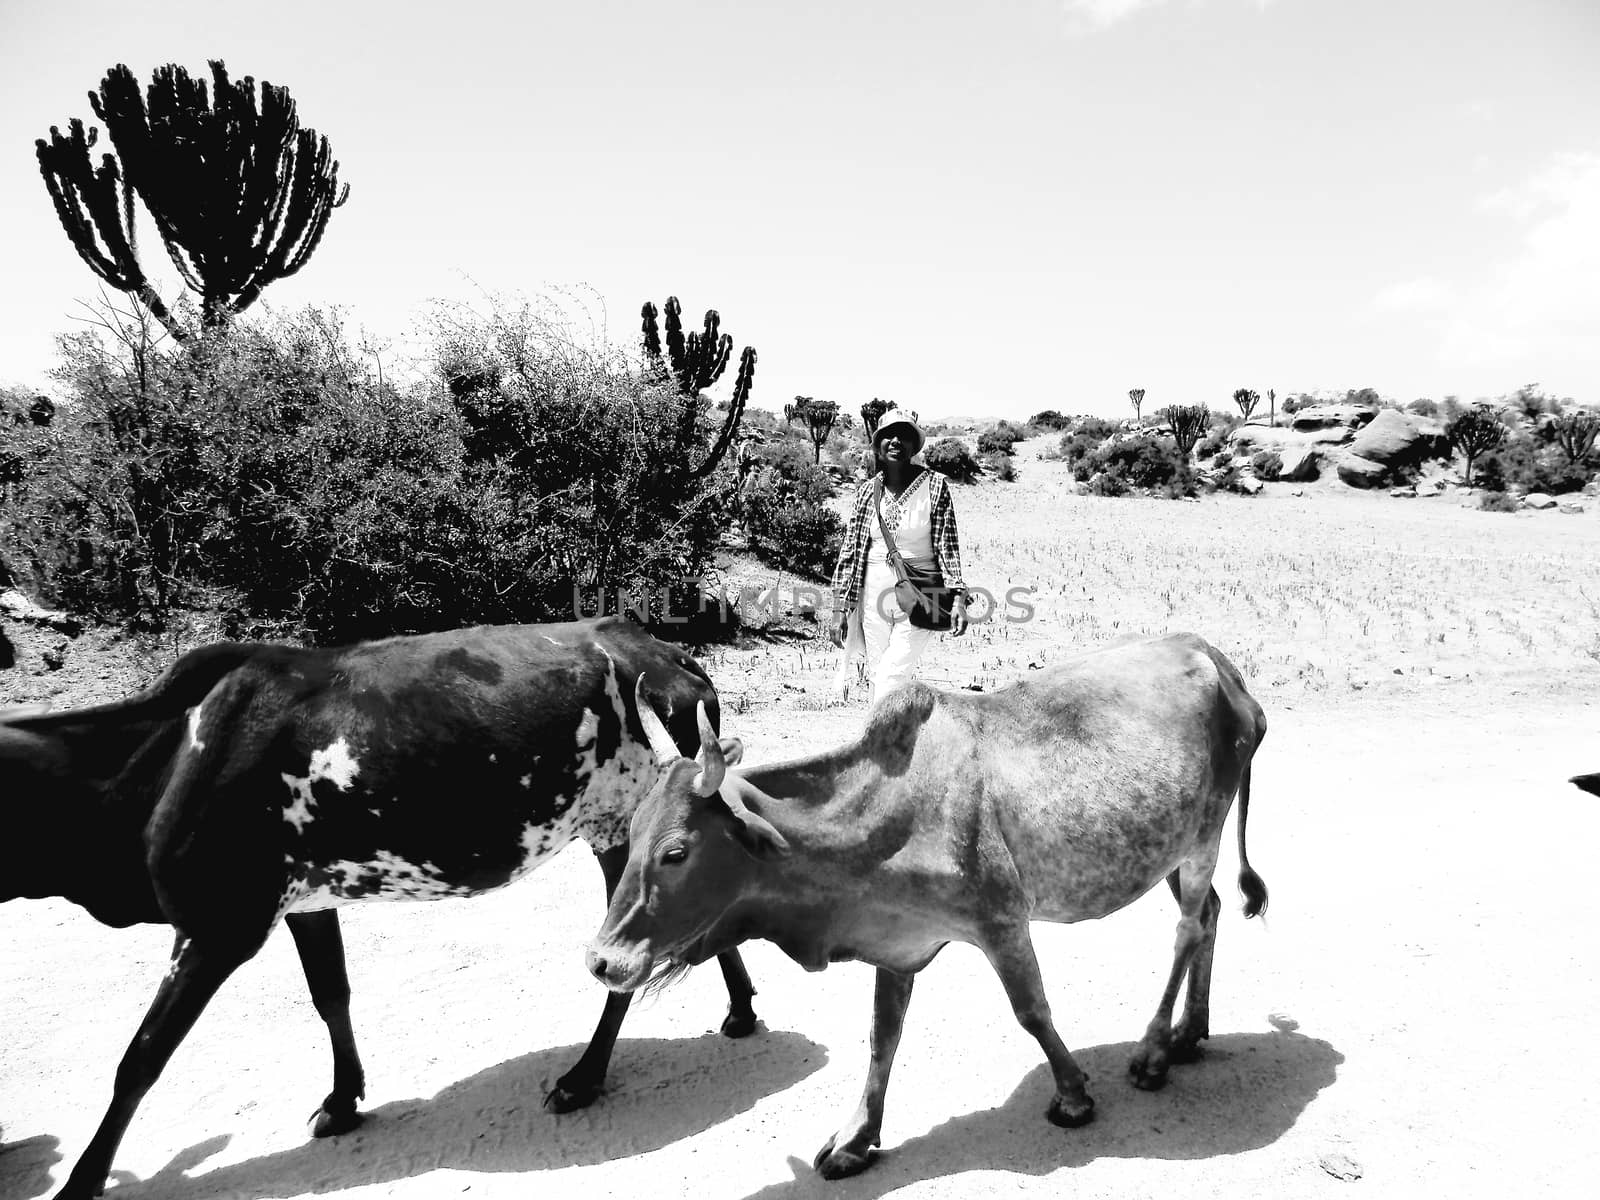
[1128,1054,1170,1091]
[308,1104,364,1138]
[1168,1039,1206,1065]
[814,1136,877,1179]
[721,1007,759,1039]
[544,1079,602,1114]
[1047,1093,1096,1128]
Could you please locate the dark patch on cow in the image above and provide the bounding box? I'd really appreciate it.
[858,683,937,776]
[434,645,505,686]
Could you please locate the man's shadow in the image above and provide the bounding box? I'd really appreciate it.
[12,1031,825,1200]
[743,1019,1343,1199]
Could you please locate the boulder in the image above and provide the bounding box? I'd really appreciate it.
[1389,486,1416,498]
[1337,455,1388,488]
[1234,474,1264,496]
[1522,492,1557,510]
[1291,404,1377,432]
[1414,481,1442,498]
[1560,503,1585,515]
[1280,446,1322,481]
[1347,409,1450,470]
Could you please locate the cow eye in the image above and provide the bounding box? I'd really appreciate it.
[659,844,687,866]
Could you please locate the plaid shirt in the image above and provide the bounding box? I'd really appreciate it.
[831,470,965,612]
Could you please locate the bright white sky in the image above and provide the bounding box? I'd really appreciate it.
[1,0,1596,420]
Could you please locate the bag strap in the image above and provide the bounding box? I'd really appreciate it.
[872,478,907,576]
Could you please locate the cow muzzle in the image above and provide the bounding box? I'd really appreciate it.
[585,939,654,993]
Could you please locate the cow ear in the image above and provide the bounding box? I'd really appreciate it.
[719,736,744,766]
[727,807,790,861]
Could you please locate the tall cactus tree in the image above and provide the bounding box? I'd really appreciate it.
[1552,411,1599,464]
[1445,407,1505,486]
[786,396,843,464]
[1268,388,1276,428]
[1233,388,1261,424]
[640,296,756,481]
[1164,405,1212,459]
[1129,388,1146,427]
[36,60,349,340]
[860,397,892,440]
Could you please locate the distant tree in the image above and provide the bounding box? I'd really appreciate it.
[1552,412,1599,464]
[36,60,349,340]
[1447,407,1507,486]
[860,397,892,440]
[785,396,842,464]
[640,295,756,480]
[1027,409,1071,432]
[1267,388,1276,428]
[1129,387,1146,426]
[1163,405,1211,459]
[1233,388,1261,424]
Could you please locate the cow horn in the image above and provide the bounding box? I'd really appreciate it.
[691,700,725,796]
[634,675,683,765]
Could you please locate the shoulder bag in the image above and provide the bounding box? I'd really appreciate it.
[873,477,955,632]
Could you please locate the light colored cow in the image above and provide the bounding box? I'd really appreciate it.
[589,632,1269,1179]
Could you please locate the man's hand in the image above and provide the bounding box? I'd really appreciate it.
[831,610,850,648]
[949,592,969,637]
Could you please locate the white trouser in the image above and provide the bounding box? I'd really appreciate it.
[860,558,934,708]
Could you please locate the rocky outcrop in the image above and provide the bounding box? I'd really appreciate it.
[1280,446,1322,482]
[1337,456,1388,489]
[1347,409,1451,472]
[1291,404,1378,433]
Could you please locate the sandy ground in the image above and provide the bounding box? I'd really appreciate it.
[4,683,1600,1200]
[5,442,1600,1199]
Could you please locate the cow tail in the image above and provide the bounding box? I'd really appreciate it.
[1236,760,1269,919]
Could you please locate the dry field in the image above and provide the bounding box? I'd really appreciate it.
[4,437,1600,1200]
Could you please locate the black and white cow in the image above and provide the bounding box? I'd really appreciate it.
[1,616,758,1200]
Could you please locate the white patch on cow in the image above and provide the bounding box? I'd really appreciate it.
[310,738,360,791]
[280,738,361,832]
[286,850,470,913]
[575,708,599,752]
[541,635,562,645]
[281,774,317,832]
[186,705,206,752]
[565,651,658,853]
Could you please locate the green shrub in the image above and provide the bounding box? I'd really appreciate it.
[977,420,1026,458]
[923,437,982,483]
[1069,415,1118,440]
[1478,491,1520,513]
[4,299,744,640]
[984,452,1018,482]
[740,441,842,577]
[1076,434,1196,497]
[1476,438,1592,495]
[1027,410,1072,432]
[1251,450,1283,481]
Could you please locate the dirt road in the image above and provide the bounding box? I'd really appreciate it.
[4,684,1599,1200]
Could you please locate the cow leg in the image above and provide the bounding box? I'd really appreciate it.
[1129,862,1215,1090]
[57,936,250,1200]
[1170,884,1221,1063]
[983,928,1096,1129]
[814,967,915,1179]
[715,949,758,1038]
[285,910,366,1137]
[548,845,763,1114]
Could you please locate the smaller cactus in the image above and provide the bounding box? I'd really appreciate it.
[1163,405,1211,458]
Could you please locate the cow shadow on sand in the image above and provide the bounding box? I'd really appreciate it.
[10,1032,825,1200]
[743,1016,1343,1200]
